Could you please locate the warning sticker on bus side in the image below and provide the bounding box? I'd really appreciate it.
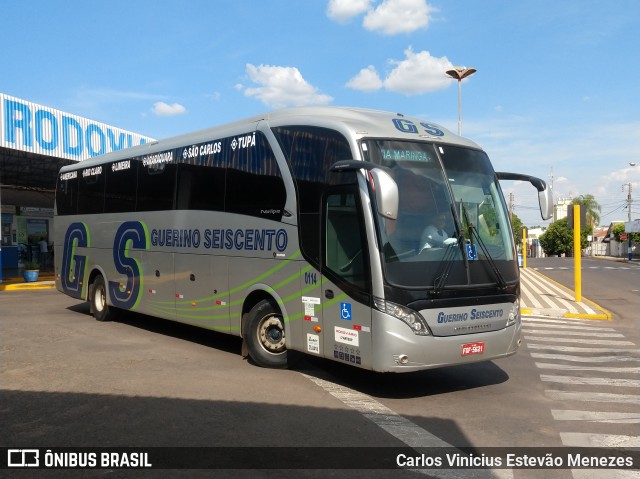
[461,342,485,356]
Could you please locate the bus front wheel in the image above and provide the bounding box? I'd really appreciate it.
[245,300,287,368]
[91,275,113,322]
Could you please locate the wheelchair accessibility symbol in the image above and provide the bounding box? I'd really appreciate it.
[340,302,352,320]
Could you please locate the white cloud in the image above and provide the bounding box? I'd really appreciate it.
[327,0,372,22]
[151,102,186,116]
[347,47,453,95]
[363,0,436,35]
[327,0,436,35]
[384,47,453,93]
[346,66,384,92]
[241,64,333,108]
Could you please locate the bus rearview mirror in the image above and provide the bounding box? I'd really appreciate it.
[369,168,398,220]
[538,187,553,221]
[496,172,554,221]
[330,160,398,220]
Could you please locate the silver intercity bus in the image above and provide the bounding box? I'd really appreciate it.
[54,107,552,372]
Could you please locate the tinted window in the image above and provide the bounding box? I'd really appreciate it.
[56,172,79,215]
[225,132,286,219]
[136,151,177,212]
[77,166,106,214]
[272,126,355,265]
[176,141,226,212]
[325,190,369,292]
[105,159,137,213]
[273,126,353,213]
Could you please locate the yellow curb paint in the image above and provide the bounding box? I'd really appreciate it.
[563,312,612,321]
[0,282,56,291]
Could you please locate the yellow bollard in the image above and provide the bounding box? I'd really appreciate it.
[573,204,582,302]
[522,227,527,269]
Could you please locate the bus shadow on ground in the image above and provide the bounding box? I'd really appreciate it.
[67,302,243,357]
[298,355,509,400]
[66,303,509,403]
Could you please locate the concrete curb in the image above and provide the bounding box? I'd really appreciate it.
[0,281,56,291]
[521,307,611,321]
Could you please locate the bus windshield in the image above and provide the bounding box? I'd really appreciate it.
[362,140,516,289]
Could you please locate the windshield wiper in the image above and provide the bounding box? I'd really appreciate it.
[431,232,465,295]
[460,203,507,290]
[431,202,467,295]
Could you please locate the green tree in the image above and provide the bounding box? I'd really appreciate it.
[612,223,640,242]
[570,194,601,227]
[539,218,591,256]
[510,213,524,248]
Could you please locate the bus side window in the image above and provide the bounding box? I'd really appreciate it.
[77,170,106,214]
[136,160,177,212]
[56,175,78,216]
[225,131,286,219]
[105,160,137,213]
[273,126,354,267]
[176,164,225,212]
[324,191,368,291]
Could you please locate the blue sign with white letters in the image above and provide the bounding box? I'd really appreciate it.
[466,244,478,261]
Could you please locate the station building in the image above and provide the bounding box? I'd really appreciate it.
[1,93,153,276]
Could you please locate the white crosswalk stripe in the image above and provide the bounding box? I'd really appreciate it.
[534,262,640,272]
[541,375,640,387]
[522,315,639,478]
[531,353,640,363]
[524,329,625,337]
[535,362,640,373]
[525,337,634,345]
[551,410,640,424]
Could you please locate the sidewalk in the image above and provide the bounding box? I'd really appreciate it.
[0,270,56,291]
[519,267,611,320]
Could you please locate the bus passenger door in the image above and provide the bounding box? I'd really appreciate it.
[320,190,372,369]
[174,253,230,333]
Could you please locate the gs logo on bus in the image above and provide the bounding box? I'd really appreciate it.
[109,221,149,310]
[61,222,90,299]
[392,118,444,137]
[61,221,149,310]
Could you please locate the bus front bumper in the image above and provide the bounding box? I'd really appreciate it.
[371,312,522,373]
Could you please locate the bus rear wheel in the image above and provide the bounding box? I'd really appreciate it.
[245,300,287,368]
[91,275,113,322]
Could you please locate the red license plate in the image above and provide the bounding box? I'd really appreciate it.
[461,342,485,356]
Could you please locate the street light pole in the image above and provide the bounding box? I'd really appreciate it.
[623,182,633,261]
[445,66,477,136]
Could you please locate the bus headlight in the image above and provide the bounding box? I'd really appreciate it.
[373,297,431,336]
[507,299,520,326]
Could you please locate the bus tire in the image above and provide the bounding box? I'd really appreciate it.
[245,300,287,368]
[91,275,113,322]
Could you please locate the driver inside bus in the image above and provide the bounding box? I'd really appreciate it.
[420,212,458,249]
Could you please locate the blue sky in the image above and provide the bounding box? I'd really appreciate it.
[2,0,639,227]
